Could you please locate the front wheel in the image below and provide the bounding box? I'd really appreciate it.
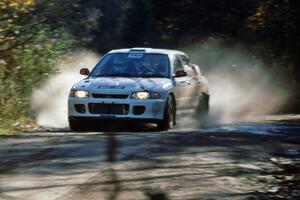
[157,96,176,131]
[69,118,87,131]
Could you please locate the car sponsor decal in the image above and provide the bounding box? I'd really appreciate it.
[129,78,146,90]
[162,82,172,89]
[143,78,161,90]
[128,52,144,59]
[98,85,126,89]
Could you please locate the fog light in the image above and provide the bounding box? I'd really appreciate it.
[133,106,145,115]
[75,104,86,113]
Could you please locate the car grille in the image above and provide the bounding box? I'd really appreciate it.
[92,93,129,99]
[88,103,129,115]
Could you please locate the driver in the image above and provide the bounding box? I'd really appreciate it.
[142,57,165,76]
[142,58,154,74]
[112,56,128,73]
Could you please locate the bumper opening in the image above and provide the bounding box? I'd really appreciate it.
[88,103,129,115]
[75,104,86,113]
[133,106,146,115]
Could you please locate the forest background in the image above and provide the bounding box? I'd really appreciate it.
[1,0,299,132]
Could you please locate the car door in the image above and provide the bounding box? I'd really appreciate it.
[173,54,194,109]
[178,54,200,108]
[191,63,209,94]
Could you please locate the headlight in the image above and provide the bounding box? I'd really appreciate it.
[69,90,90,98]
[132,91,149,99]
[131,91,161,99]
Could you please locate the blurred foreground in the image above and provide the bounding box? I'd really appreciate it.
[0,114,299,200]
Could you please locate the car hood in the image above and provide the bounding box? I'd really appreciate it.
[73,77,173,93]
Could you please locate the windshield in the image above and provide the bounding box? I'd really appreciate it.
[90,53,170,78]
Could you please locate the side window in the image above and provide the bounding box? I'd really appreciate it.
[180,55,190,66]
[173,55,184,72]
[191,65,198,76]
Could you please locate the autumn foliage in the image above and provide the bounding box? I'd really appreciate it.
[0,0,299,132]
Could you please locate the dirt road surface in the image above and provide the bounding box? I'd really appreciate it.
[0,115,300,200]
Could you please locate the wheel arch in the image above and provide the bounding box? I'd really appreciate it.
[168,92,176,109]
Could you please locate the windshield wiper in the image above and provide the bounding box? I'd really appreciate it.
[94,74,106,77]
[140,74,167,78]
[95,73,133,77]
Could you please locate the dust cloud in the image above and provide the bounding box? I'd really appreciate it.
[30,51,99,128]
[31,41,289,129]
[184,38,289,123]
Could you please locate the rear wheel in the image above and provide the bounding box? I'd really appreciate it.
[202,93,209,114]
[157,96,176,131]
[195,93,209,117]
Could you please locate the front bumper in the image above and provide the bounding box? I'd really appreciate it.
[68,97,166,121]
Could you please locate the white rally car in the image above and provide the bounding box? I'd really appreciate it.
[68,48,209,131]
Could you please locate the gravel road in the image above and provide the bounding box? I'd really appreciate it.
[0,115,300,200]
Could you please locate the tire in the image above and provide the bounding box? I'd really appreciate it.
[69,118,87,131]
[202,93,210,114]
[195,93,209,117]
[157,96,176,131]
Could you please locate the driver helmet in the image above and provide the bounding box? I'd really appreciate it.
[113,56,128,73]
[142,58,152,71]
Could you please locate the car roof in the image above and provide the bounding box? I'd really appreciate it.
[108,48,186,56]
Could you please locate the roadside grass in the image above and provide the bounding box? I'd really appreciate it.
[0,112,38,135]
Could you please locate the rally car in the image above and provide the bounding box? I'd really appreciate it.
[68,48,209,131]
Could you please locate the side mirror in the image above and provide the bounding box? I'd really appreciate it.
[174,69,187,77]
[80,68,90,76]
